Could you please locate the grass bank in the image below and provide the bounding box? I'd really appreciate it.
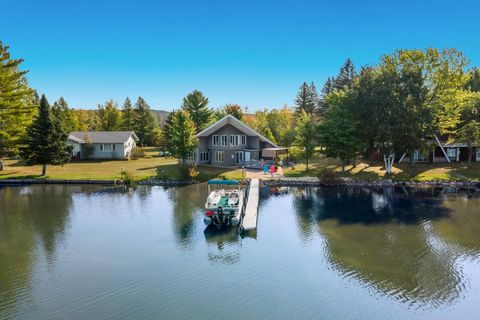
[0,148,244,182]
[283,154,480,181]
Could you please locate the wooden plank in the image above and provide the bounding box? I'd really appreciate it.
[241,179,259,231]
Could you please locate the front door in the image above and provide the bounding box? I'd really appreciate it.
[244,151,251,162]
[235,151,244,165]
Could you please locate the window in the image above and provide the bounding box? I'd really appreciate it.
[229,134,246,146]
[212,135,219,146]
[200,152,209,162]
[100,144,115,152]
[447,148,457,159]
[221,135,228,146]
[476,149,480,161]
[215,151,225,162]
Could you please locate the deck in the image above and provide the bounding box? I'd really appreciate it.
[240,178,259,231]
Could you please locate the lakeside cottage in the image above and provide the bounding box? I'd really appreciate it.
[186,115,287,166]
[67,131,139,160]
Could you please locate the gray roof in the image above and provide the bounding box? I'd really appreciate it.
[68,131,139,144]
[196,115,279,148]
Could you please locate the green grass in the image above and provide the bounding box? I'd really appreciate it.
[284,154,480,181]
[0,147,244,182]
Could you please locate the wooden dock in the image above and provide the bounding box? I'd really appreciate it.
[240,178,259,231]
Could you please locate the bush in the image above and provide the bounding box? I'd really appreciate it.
[120,168,135,186]
[318,168,342,185]
[180,165,199,180]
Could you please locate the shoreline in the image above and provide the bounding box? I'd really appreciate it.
[1,177,479,188]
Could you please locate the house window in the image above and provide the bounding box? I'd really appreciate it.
[221,135,228,146]
[446,148,457,159]
[200,152,209,162]
[215,151,225,162]
[241,135,247,146]
[230,135,235,146]
[100,144,115,152]
[212,135,219,146]
[476,149,480,161]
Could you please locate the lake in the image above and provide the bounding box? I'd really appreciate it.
[1,184,480,320]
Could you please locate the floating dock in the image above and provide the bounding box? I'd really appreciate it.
[240,178,259,232]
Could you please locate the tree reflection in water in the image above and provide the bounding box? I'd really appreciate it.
[289,186,474,307]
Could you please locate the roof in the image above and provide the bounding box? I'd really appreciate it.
[68,131,139,144]
[196,115,279,147]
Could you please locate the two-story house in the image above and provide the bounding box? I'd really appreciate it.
[186,115,286,166]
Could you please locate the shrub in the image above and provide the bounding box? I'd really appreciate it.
[318,168,342,185]
[120,168,135,186]
[180,165,199,180]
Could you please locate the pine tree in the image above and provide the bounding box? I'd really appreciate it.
[334,58,357,90]
[134,97,156,147]
[20,95,71,176]
[121,97,135,130]
[98,100,122,131]
[167,110,198,164]
[159,111,174,153]
[0,41,35,167]
[181,90,212,131]
[52,97,75,134]
[295,82,315,116]
[309,81,320,113]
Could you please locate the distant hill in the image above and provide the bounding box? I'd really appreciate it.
[151,109,170,127]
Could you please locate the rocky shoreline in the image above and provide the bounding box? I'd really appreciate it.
[1,177,479,188]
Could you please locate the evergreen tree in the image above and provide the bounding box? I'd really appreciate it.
[98,100,122,131]
[309,81,320,113]
[294,110,317,171]
[121,97,135,130]
[52,97,75,134]
[159,111,174,153]
[295,82,315,116]
[181,90,212,131]
[223,104,246,121]
[334,58,357,90]
[0,41,35,168]
[467,67,480,92]
[20,95,71,176]
[167,110,198,164]
[134,97,156,147]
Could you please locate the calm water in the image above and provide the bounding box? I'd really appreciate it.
[1,184,480,320]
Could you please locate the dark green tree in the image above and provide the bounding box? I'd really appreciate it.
[52,97,76,134]
[334,58,357,90]
[20,95,71,176]
[319,90,363,172]
[134,97,156,147]
[295,82,315,116]
[167,110,198,164]
[121,97,135,130]
[181,90,212,131]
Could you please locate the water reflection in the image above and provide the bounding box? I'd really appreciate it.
[288,187,479,306]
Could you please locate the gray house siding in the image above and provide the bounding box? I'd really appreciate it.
[83,143,126,160]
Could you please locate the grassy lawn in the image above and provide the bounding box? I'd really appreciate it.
[0,148,244,182]
[283,154,480,181]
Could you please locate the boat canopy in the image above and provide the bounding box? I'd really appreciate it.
[207,179,240,185]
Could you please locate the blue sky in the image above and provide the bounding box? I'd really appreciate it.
[1,0,479,111]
